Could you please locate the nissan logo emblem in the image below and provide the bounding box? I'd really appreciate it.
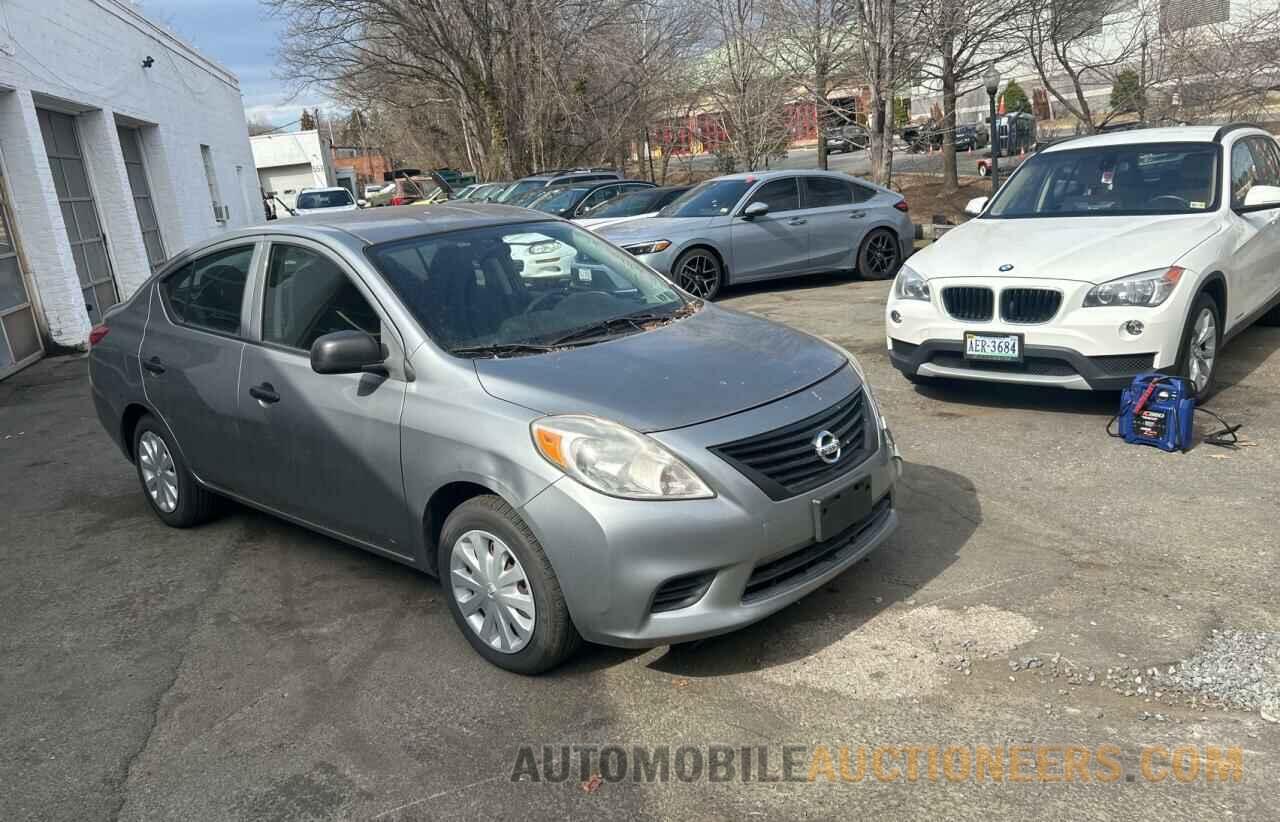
[812,430,841,464]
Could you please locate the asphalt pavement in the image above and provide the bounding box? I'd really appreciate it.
[2,276,1278,820]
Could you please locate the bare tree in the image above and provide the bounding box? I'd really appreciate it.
[245,116,279,136]
[706,0,794,170]
[852,0,917,185]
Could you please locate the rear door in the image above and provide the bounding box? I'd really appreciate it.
[729,177,808,280]
[801,175,871,271]
[140,241,260,489]
[237,237,411,553]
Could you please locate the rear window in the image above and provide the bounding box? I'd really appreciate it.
[296,189,354,210]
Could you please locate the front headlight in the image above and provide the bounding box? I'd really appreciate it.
[892,264,931,301]
[621,240,672,256]
[1083,267,1184,307]
[528,241,560,255]
[531,415,713,500]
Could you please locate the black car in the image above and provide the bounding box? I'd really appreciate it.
[955,124,988,151]
[825,125,869,154]
[524,180,656,219]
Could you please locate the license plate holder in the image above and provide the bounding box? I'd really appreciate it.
[812,478,873,542]
[964,331,1023,363]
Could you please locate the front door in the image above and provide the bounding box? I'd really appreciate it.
[140,242,258,489]
[1227,137,1280,324]
[237,239,410,553]
[729,177,809,280]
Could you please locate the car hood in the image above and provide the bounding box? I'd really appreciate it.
[575,212,657,231]
[912,213,1223,283]
[595,216,715,246]
[472,305,847,433]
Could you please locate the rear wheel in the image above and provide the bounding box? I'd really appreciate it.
[132,414,219,527]
[857,229,902,281]
[672,248,724,300]
[1176,293,1221,399]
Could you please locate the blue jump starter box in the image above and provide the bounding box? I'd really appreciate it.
[1117,373,1195,452]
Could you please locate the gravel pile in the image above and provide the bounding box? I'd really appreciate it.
[1163,629,1280,712]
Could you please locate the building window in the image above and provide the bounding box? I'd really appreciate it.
[1161,0,1229,32]
[200,144,227,223]
[117,126,166,271]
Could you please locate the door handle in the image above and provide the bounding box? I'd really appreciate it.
[849,211,866,219]
[142,356,165,375]
[787,218,807,226]
[249,382,280,404]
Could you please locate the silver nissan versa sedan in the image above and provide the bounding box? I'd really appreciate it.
[88,204,901,673]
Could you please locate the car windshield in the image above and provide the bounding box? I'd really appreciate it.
[658,179,750,217]
[367,220,691,355]
[582,189,663,218]
[497,180,548,203]
[986,142,1220,218]
[296,189,354,210]
[529,187,589,214]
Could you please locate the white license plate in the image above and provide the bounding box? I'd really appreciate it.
[964,332,1022,362]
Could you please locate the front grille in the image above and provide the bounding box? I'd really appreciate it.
[930,352,1076,377]
[743,495,892,603]
[1001,288,1062,323]
[942,287,994,321]
[710,390,871,501]
[651,571,715,613]
[1091,353,1155,375]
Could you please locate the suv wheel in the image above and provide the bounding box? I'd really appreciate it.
[439,495,580,674]
[133,414,219,527]
[1177,293,1221,399]
[857,229,902,280]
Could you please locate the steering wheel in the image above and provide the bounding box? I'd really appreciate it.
[1148,194,1189,208]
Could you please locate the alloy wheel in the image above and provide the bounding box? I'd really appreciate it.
[1188,307,1217,394]
[675,252,720,299]
[863,232,900,278]
[138,431,178,513]
[449,530,536,654]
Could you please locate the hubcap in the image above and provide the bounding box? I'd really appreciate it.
[138,431,178,513]
[864,232,899,276]
[676,253,719,298]
[1188,307,1217,393]
[449,530,536,654]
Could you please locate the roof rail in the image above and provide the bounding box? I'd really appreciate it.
[1213,122,1267,142]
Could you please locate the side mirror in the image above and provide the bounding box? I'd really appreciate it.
[357,199,368,208]
[310,330,387,375]
[743,201,770,219]
[964,196,989,217]
[1242,184,1280,209]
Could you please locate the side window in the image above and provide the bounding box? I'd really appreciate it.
[578,185,619,214]
[851,183,876,203]
[262,244,381,352]
[1231,141,1260,208]
[1246,137,1280,188]
[803,176,854,208]
[746,178,800,213]
[162,245,253,335]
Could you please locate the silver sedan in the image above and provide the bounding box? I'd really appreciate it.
[597,169,914,299]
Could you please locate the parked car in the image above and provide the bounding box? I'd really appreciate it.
[575,185,692,231]
[954,123,988,151]
[597,170,912,300]
[524,180,656,219]
[494,168,623,204]
[886,124,1280,398]
[471,182,511,202]
[87,204,901,673]
[452,184,482,200]
[293,187,359,215]
[825,125,869,154]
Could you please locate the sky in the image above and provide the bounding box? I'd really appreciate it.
[140,0,326,128]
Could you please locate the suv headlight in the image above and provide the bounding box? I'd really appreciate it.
[893,264,931,301]
[531,415,713,500]
[621,240,672,256]
[1083,267,1183,307]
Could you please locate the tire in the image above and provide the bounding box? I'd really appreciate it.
[132,414,219,528]
[978,163,989,177]
[671,248,724,300]
[1175,292,1222,400]
[438,495,580,675]
[857,229,902,281]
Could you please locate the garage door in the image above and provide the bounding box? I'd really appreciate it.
[260,163,320,212]
[0,158,42,378]
[117,126,166,271]
[37,109,118,323]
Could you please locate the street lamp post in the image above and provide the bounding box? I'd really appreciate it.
[984,66,1001,195]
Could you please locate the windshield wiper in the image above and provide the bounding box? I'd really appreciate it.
[449,343,557,359]
[544,305,694,347]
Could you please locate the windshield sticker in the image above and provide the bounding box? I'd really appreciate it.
[1190,201,1206,209]
[1100,169,1114,185]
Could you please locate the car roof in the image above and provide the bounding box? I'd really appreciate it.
[299,186,352,194]
[1039,125,1242,153]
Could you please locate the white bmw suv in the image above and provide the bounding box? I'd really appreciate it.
[886,124,1280,397]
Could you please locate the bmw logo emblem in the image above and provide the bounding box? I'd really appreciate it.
[998,264,1014,272]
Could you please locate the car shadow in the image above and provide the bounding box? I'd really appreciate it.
[1213,324,1280,396]
[720,270,856,300]
[907,377,1118,416]
[643,460,975,678]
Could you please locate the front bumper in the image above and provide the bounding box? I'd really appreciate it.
[518,367,900,648]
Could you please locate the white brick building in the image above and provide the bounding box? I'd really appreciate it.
[0,0,259,378]
[251,129,336,214]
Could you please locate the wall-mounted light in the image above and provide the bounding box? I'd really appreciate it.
[142,56,154,69]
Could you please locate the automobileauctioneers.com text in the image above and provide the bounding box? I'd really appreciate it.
[511,744,1245,785]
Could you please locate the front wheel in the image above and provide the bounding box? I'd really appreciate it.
[1176,293,1221,400]
[439,495,580,674]
[671,248,724,300]
[977,163,989,177]
[857,229,902,281]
